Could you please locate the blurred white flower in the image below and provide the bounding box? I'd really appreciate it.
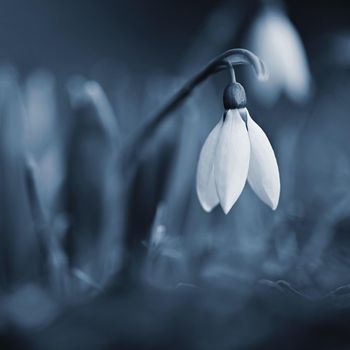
[246,5,311,105]
[196,108,280,214]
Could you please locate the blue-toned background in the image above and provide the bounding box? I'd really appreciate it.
[0,0,350,349]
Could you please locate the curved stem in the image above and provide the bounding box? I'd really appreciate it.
[120,48,266,166]
[222,60,236,83]
[220,49,268,81]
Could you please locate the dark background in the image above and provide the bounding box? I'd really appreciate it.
[0,0,348,74]
[1,1,350,349]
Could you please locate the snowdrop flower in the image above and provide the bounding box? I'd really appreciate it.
[196,82,280,214]
[246,5,311,105]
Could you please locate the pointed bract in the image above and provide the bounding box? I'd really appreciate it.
[214,109,250,214]
[245,109,280,210]
[196,119,222,212]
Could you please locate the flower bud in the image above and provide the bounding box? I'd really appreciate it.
[223,82,247,110]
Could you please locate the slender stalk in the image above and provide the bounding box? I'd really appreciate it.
[120,48,267,166]
[228,63,237,83]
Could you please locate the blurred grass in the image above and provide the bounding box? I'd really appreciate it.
[1,2,350,349]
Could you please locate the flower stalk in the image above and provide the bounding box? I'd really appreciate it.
[118,48,279,217]
[121,48,268,166]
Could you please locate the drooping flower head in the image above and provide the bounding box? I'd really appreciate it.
[196,82,280,214]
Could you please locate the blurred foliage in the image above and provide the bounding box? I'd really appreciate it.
[1,1,350,349]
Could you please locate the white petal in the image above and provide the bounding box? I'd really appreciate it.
[272,9,311,102]
[245,109,280,210]
[214,109,250,214]
[247,6,311,105]
[196,119,222,212]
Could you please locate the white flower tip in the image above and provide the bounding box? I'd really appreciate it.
[273,186,280,209]
[259,176,280,210]
[204,205,215,213]
[197,193,218,212]
[218,186,243,214]
[254,181,280,211]
[261,170,280,210]
[252,170,280,211]
[270,195,279,210]
[220,202,232,215]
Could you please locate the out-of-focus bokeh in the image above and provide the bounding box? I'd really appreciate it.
[1,0,350,349]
